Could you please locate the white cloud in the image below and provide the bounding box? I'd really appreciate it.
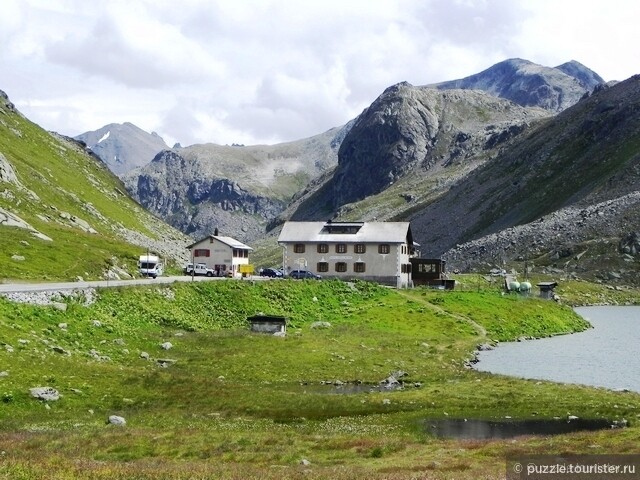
[514,0,640,82]
[1,0,638,148]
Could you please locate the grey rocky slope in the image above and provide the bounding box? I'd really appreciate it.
[124,124,350,242]
[430,58,605,112]
[443,192,640,283]
[75,122,168,177]
[411,75,640,280]
[280,82,549,223]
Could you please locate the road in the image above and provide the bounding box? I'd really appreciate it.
[0,275,264,293]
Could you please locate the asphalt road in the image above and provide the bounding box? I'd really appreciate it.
[0,274,264,293]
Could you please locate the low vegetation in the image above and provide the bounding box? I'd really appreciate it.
[1,279,638,479]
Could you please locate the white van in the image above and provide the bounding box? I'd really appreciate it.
[138,255,163,279]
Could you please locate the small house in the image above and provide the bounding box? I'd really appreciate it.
[187,231,252,278]
[247,315,287,334]
[537,281,558,299]
[410,258,454,289]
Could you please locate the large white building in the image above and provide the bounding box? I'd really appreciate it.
[187,234,252,277]
[277,221,418,288]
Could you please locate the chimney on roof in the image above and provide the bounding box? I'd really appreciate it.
[214,227,219,236]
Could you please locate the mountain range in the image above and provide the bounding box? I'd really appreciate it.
[2,57,637,283]
[80,59,605,239]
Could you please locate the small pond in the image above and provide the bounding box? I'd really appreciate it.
[294,382,417,395]
[426,418,618,440]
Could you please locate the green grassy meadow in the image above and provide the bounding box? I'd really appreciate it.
[1,279,639,479]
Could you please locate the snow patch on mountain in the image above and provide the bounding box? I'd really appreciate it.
[97,131,110,144]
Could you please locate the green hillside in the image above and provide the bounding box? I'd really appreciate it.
[2,279,638,479]
[0,91,189,282]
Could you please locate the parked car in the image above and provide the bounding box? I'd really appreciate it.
[288,269,322,280]
[183,263,215,277]
[260,267,283,278]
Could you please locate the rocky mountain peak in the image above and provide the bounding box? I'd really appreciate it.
[430,58,601,112]
[0,89,17,113]
[75,122,168,177]
[328,84,548,209]
[555,60,606,88]
[382,81,414,94]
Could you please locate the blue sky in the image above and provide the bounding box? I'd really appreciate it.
[1,0,638,147]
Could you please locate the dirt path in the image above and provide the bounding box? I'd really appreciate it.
[397,290,487,338]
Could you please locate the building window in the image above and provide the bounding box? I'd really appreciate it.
[335,243,347,254]
[354,262,366,273]
[317,262,329,272]
[294,244,305,253]
[354,244,366,254]
[378,244,390,254]
[317,244,328,253]
[232,249,249,258]
[419,263,436,273]
[335,262,347,272]
[322,222,363,234]
[194,249,210,257]
[401,263,412,273]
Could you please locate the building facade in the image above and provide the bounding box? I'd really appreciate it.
[277,221,418,288]
[187,235,252,277]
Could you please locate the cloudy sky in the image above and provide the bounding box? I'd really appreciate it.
[1,0,638,147]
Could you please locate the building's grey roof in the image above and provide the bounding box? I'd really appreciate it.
[215,236,253,250]
[187,235,253,250]
[278,221,412,244]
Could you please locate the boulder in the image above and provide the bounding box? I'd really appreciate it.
[310,321,332,329]
[108,415,126,426]
[30,387,60,401]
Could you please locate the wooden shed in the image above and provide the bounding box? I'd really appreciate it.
[410,258,455,289]
[247,315,287,334]
[537,281,558,299]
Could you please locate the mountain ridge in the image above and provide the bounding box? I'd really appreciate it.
[122,123,351,242]
[75,122,169,177]
[429,58,605,111]
[87,58,611,250]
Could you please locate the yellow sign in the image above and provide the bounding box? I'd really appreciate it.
[239,264,254,274]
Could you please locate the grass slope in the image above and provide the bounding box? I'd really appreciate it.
[1,279,637,479]
[0,93,188,282]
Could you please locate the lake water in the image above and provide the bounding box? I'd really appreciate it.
[475,306,640,392]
